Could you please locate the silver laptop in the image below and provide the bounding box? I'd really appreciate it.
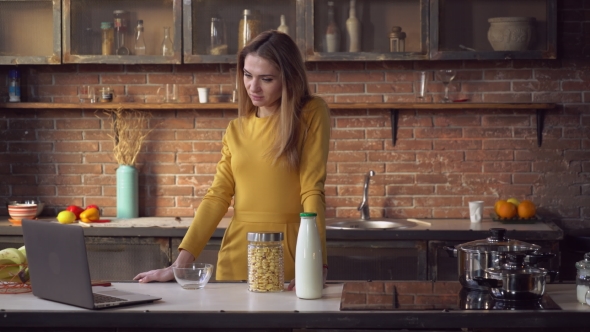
[22,219,161,309]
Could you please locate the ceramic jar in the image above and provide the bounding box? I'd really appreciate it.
[487,17,535,51]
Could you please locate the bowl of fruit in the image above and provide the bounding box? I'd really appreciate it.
[492,198,539,224]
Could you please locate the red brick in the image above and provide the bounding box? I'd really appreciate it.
[58,165,102,175]
[326,174,367,186]
[150,165,195,174]
[416,151,464,162]
[38,130,83,141]
[485,69,534,80]
[434,139,482,150]
[483,139,536,150]
[9,119,54,129]
[439,161,483,173]
[366,294,393,306]
[415,196,462,207]
[465,150,514,161]
[367,62,413,70]
[101,74,148,84]
[55,142,99,153]
[317,83,364,94]
[375,174,415,185]
[175,130,223,141]
[149,186,194,196]
[463,173,511,185]
[386,162,434,173]
[54,74,100,85]
[0,130,36,141]
[55,119,102,130]
[384,207,431,218]
[12,165,57,175]
[337,163,386,174]
[38,175,82,185]
[513,173,543,184]
[196,118,231,129]
[385,139,432,151]
[328,151,366,162]
[387,185,434,196]
[483,162,531,173]
[339,72,384,82]
[12,185,56,196]
[40,153,83,163]
[57,185,102,196]
[366,83,413,93]
[334,95,383,103]
[393,281,433,294]
[367,128,412,140]
[2,153,38,163]
[334,140,383,151]
[482,93,532,103]
[337,185,385,197]
[533,92,583,103]
[368,151,415,162]
[415,128,462,138]
[535,69,579,81]
[513,81,560,92]
[331,129,365,139]
[177,175,214,187]
[464,127,513,138]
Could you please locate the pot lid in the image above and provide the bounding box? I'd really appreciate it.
[455,228,541,253]
[485,252,548,276]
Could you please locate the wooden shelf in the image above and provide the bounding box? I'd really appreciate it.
[0,102,554,147]
[0,102,555,110]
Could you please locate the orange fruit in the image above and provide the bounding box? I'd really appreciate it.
[518,200,536,219]
[496,201,517,219]
[494,200,507,215]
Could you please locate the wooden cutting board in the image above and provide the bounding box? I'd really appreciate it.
[340,281,463,311]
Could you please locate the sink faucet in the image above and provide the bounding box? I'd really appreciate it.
[358,170,375,220]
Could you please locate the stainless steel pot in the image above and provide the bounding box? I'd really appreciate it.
[444,228,542,290]
[473,252,558,301]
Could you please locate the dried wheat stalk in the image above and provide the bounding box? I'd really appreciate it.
[104,108,152,166]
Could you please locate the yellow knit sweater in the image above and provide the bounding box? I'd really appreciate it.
[179,96,330,281]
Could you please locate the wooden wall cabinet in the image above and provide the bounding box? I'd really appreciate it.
[62,0,182,64]
[429,0,557,60]
[0,0,61,65]
[183,0,302,64]
[305,0,429,61]
[0,0,558,65]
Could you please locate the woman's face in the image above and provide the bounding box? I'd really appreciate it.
[243,54,282,114]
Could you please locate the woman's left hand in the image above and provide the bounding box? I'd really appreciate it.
[287,266,328,291]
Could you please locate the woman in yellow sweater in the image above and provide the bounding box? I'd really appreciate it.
[134,30,330,288]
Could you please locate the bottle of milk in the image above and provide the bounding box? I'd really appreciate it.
[575,252,590,304]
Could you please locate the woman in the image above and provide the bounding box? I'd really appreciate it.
[134,30,330,288]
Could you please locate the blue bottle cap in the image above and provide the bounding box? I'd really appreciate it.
[9,69,20,78]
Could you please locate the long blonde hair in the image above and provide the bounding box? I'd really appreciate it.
[236,30,311,169]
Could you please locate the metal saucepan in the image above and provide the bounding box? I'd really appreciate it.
[444,228,549,290]
[473,252,558,301]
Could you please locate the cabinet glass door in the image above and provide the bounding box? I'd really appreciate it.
[0,0,60,64]
[63,0,182,64]
[184,0,301,64]
[306,0,428,61]
[430,0,556,60]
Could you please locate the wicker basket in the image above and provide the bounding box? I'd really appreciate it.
[0,264,32,294]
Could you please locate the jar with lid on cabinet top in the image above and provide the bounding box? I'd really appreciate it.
[247,232,284,292]
[576,252,590,304]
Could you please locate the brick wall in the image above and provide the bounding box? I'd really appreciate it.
[0,1,588,230]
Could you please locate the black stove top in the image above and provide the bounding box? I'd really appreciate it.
[458,288,562,310]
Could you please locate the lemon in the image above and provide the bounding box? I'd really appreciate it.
[57,210,76,224]
[507,198,520,207]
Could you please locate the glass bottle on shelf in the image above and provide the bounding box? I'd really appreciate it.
[277,14,289,36]
[346,0,361,52]
[134,20,146,55]
[209,17,227,55]
[101,22,114,55]
[325,1,340,52]
[113,10,130,55]
[162,26,174,56]
[238,9,260,51]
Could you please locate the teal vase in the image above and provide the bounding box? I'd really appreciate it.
[116,165,138,218]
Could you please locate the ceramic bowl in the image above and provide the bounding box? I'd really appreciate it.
[8,204,38,221]
[23,200,44,217]
[172,263,214,289]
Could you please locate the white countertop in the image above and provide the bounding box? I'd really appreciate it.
[0,282,587,313]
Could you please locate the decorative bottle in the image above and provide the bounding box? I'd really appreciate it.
[101,22,115,55]
[346,0,361,52]
[325,1,340,52]
[162,26,174,56]
[134,20,146,55]
[295,212,323,300]
[576,252,590,304]
[8,69,21,102]
[277,14,289,35]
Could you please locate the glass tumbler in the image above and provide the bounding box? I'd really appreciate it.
[209,17,227,55]
[414,71,430,102]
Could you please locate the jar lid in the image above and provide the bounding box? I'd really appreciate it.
[247,232,283,242]
[101,22,113,29]
[243,9,252,15]
[300,212,317,217]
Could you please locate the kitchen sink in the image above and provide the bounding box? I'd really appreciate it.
[325,219,416,230]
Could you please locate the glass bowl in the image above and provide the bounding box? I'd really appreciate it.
[172,263,214,289]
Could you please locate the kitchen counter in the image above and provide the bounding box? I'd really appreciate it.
[0,282,587,330]
[0,217,563,241]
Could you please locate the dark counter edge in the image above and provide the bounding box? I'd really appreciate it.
[0,310,586,329]
[0,220,564,241]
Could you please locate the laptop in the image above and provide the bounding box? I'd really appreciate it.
[22,219,161,309]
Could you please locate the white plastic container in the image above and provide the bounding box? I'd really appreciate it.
[295,212,323,299]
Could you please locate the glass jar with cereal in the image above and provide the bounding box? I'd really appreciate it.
[247,232,284,292]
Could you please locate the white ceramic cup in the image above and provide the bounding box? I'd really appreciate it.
[469,201,484,223]
[197,87,210,103]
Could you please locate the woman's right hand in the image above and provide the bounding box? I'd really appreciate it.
[133,249,195,283]
[133,266,175,283]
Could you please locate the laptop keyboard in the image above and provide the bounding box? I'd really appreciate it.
[93,293,129,304]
